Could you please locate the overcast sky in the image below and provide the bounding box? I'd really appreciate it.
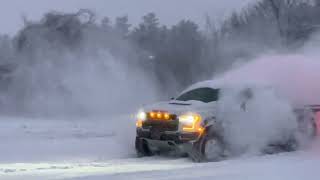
[0,0,257,35]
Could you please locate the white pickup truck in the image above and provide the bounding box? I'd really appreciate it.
[135,81,318,162]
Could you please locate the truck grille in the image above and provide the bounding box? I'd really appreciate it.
[142,111,178,132]
[142,119,179,132]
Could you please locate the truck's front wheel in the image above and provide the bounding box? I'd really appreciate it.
[190,132,224,162]
[202,136,224,161]
[135,137,154,157]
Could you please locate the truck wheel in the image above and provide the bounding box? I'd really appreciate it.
[201,135,224,162]
[190,132,224,162]
[135,137,154,157]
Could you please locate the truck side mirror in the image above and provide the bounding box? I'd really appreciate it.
[170,97,175,100]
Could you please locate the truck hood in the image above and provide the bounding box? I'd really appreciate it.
[143,100,213,115]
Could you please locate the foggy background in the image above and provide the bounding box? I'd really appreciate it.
[0,0,319,118]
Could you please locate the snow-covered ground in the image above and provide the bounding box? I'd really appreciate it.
[0,116,319,180]
[0,116,136,163]
[0,115,136,179]
[71,151,320,180]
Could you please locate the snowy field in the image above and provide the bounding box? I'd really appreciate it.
[0,116,319,180]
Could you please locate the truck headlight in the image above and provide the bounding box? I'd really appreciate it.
[136,111,147,128]
[179,113,203,133]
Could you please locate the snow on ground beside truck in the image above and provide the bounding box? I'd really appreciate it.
[0,116,136,163]
[68,151,320,180]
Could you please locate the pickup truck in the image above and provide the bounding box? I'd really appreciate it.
[135,81,318,162]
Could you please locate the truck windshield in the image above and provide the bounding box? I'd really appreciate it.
[176,88,220,103]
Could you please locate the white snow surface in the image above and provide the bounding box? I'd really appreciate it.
[0,116,319,180]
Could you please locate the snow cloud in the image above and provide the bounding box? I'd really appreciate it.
[217,85,298,155]
[211,32,320,155]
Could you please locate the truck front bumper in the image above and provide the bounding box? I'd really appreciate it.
[136,128,201,153]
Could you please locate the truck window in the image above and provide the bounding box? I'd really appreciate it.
[176,88,220,103]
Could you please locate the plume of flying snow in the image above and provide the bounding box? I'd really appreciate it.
[211,33,320,155]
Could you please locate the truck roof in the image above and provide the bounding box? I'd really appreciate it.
[180,80,271,96]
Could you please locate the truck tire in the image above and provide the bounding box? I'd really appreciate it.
[201,135,224,162]
[190,131,224,162]
[135,137,154,157]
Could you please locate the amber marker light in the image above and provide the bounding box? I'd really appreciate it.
[197,127,204,135]
[157,113,162,119]
[164,113,170,120]
[136,120,143,128]
[150,112,155,118]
